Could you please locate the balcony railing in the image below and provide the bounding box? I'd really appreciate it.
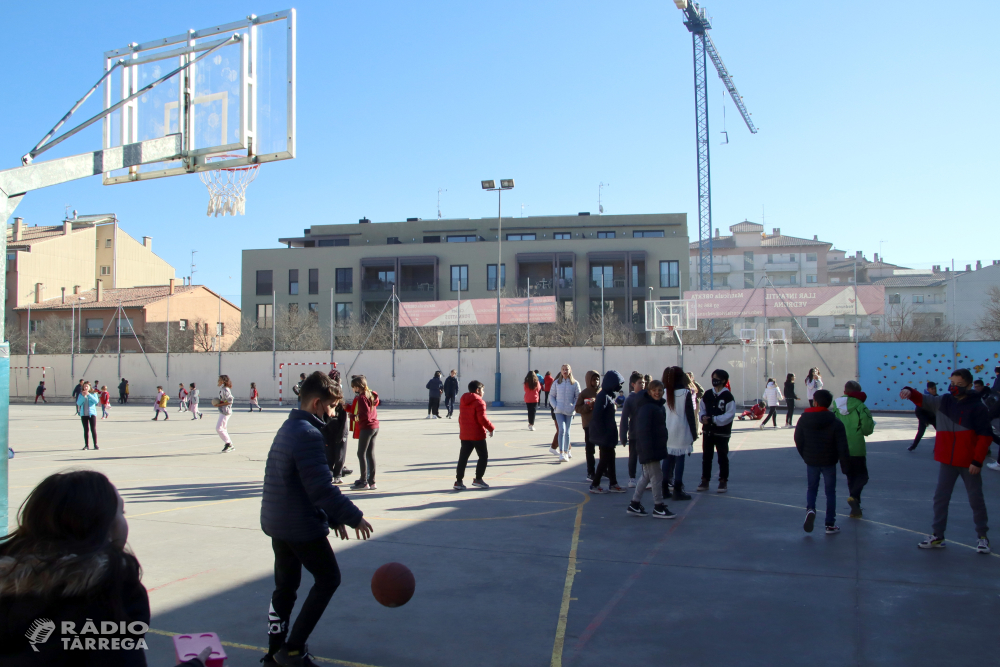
[362,280,395,292]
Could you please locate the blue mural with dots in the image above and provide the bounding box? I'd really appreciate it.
[858,342,1000,410]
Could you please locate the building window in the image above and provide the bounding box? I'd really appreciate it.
[743,251,754,271]
[744,273,754,288]
[789,254,796,262]
[256,304,273,329]
[99,266,110,276]
[834,316,846,329]
[487,264,506,291]
[335,302,353,327]
[308,303,319,315]
[335,268,353,294]
[423,236,441,243]
[719,275,729,287]
[506,234,536,241]
[632,265,640,288]
[806,275,817,284]
[767,254,775,264]
[451,265,468,291]
[387,237,402,245]
[447,235,477,242]
[105,239,112,248]
[913,294,924,303]
[790,274,797,284]
[659,261,679,288]
[591,265,613,288]
[553,233,571,240]
[633,230,664,238]
[806,253,818,262]
[29,320,42,333]
[307,268,319,294]
[889,293,901,304]
[256,270,273,296]
[596,231,615,239]
[318,238,349,247]
[830,277,841,284]
[288,269,299,295]
[807,317,820,328]
[86,318,103,335]
[178,319,187,331]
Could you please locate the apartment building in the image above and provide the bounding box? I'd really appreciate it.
[14,280,241,352]
[6,213,175,321]
[242,213,689,333]
[688,221,833,290]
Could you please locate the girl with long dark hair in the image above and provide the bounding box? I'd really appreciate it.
[350,375,380,490]
[661,366,699,501]
[783,373,798,428]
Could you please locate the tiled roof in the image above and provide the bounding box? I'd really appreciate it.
[14,285,239,311]
[760,234,830,248]
[6,225,75,251]
[871,275,951,288]
[730,221,763,233]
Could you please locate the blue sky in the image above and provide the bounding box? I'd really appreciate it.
[2,1,997,303]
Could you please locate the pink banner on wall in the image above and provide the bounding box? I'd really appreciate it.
[398,296,557,327]
[685,285,885,319]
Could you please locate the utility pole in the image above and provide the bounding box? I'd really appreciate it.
[329,287,334,366]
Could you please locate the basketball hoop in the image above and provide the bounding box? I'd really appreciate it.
[199,155,259,217]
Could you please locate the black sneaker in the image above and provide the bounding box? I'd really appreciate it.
[453,481,466,490]
[221,443,234,453]
[672,486,692,501]
[907,444,918,451]
[652,504,675,519]
[918,535,945,549]
[803,510,816,533]
[471,478,489,488]
[696,479,710,492]
[825,525,841,535]
[342,468,353,476]
[273,644,318,667]
[717,480,728,493]
[626,501,647,517]
[350,480,369,490]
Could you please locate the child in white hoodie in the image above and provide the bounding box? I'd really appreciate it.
[760,378,783,429]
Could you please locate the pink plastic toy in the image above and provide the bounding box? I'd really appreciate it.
[172,632,227,666]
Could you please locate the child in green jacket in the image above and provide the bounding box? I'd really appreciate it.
[833,380,875,518]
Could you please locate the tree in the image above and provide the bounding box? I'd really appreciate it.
[5,322,26,355]
[870,302,964,342]
[143,322,196,353]
[975,285,1000,340]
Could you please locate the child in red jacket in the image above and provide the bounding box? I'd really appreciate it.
[455,380,495,490]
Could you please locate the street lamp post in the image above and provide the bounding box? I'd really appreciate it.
[482,179,514,407]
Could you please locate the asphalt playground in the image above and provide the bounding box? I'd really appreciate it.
[7,400,999,666]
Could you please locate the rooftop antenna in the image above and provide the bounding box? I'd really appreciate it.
[437,188,447,219]
[599,182,609,214]
[521,203,530,218]
[190,250,198,284]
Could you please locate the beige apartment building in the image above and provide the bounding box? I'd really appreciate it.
[6,213,175,322]
[242,213,689,333]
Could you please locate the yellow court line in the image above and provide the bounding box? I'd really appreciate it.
[550,495,588,667]
[145,628,382,667]
[127,497,254,518]
[708,493,1000,559]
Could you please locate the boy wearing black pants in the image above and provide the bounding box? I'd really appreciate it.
[589,370,626,494]
[261,372,373,666]
[455,380,495,490]
[697,369,737,493]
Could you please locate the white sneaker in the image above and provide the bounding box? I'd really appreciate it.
[558,453,566,462]
[528,425,535,431]
[566,451,573,459]
[759,421,766,430]
[627,478,637,488]
[986,461,1000,472]
[434,415,440,419]
[425,415,433,419]
[550,448,559,456]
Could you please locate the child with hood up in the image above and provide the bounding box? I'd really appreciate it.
[588,370,627,494]
[832,380,875,518]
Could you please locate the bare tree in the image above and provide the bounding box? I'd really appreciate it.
[230,315,274,352]
[28,316,72,354]
[143,322,196,353]
[975,285,1000,340]
[870,302,964,342]
[6,321,26,355]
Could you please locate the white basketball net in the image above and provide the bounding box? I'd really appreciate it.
[199,164,259,217]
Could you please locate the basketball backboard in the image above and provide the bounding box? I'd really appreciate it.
[645,299,697,332]
[100,10,295,185]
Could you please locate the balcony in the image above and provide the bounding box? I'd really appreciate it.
[765,262,798,272]
[361,279,395,298]
[518,277,554,297]
[398,281,436,301]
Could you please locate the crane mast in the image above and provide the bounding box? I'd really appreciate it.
[675,1,756,290]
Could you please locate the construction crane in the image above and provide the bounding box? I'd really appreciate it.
[674,0,757,290]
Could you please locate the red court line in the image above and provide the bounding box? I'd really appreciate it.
[567,496,700,659]
[147,569,215,593]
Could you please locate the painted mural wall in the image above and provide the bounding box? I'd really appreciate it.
[858,342,1000,410]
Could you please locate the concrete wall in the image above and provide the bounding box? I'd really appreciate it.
[10,341,857,406]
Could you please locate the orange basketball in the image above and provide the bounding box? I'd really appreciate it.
[371,562,415,608]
